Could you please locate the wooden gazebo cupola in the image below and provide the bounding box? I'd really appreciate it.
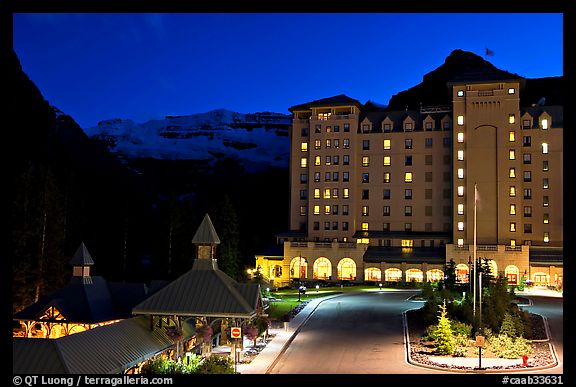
[69,242,95,284]
[192,214,221,263]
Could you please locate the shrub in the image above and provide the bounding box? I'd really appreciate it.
[489,334,533,359]
[194,355,235,374]
[451,320,473,338]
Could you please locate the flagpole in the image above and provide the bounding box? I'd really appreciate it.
[473,183,477,319]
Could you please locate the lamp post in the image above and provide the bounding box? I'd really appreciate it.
[473,183,478,320]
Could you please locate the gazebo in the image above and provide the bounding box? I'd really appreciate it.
[132,214,265,359]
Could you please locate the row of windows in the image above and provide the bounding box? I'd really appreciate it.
[457,233,551,247]
[312,221,350,231]
[307,204,448,217]
[301,188,449,201]
[301,138,452,152]
[312,188,350,199]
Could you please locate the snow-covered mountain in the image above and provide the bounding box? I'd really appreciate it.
[83,109,291,172]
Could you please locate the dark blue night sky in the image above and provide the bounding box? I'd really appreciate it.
[13,13,563,128]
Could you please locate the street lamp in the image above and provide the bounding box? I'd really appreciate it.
[316,284,319,292]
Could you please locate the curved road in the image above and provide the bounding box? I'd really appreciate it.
[268,290,562,374]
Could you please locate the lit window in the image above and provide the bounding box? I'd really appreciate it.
[357,238,369,244]
[508,114,516,124]
[543,196,549,207]
[315,139,321,150]
[509,168,516,178]
[314,156,321,166]
[457,150,464,161]
[509,131,515,142]
[457,90,464,97]
[383,139,391,150]
[541,119,548,129]
[457,186,464,197]
[457,132,464,143]
[457,168,464,179]
[457,238,464,246]
[301,142,308,152]
[543,178,549,189]
[510,222,516,232]
[458,222,464,231]
[314,189,320,199]
[326,139,331,148]
[362,206,369,216]
[343,188,349,198]
[509,150,515,160]
[405,172,413,183]
[313,205,320,215]
[508,88,515,94]
[383,172,390,183]
[300,206,307,216]
[510,204,516,215]
[362,222,369,231]
[542,143,549,154]
[510,239,516,247]
[544,232,550,243]
[300,158,308,168]
[362,156,370,167]
[458,204,464,215]
[509,186,516,197]
[324,188,331,199]
[383,156,391,166]
[324,205,331,215]
[457,115,464,125]
[543,213,549,224]
[401,240,413,247]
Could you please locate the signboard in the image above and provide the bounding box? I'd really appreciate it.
[475,335,485,348]
[230,327,241,339]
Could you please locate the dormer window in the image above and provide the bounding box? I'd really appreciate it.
[404,122,413,131]
[362,124,370,133]
[383,123,392,132]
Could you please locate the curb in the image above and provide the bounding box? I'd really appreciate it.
[403,309,559,373]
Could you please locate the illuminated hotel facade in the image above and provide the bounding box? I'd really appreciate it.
[256,73,563,290]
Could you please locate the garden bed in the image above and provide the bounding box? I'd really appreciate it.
[406,308,555,370]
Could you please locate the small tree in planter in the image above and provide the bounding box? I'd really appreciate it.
[244,325,259,348]
[433,300,455,355]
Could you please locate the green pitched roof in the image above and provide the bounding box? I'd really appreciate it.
[132,258,260,318]
[191,214,220,244]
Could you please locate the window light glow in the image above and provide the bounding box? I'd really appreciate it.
[300,158,307,167]
[457,115,464,125]
[457,238,464,246]
[457,168,464,179]
[457,132,464,143]
[458,204,464,215]
[404,172,413,183]
[457,150,464,161]
[509,131,516,142]
[541,119,548,129]
[509,114,516,124]
[383,139,391,150]
[458,222,464,231]
[457,186,464,196]
[542,143,549,154]
[301,142,308,152]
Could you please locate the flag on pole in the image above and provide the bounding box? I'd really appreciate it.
[485,47,495,57]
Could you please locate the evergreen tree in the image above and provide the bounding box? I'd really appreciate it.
[500,312,517,338]
[443,259,457,290]
[212,195,241,280]
[433,300,455,355]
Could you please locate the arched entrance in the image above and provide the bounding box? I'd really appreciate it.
[337,258,356,281]
[384,268,402,282]
[455,264,470,283]
[289,256,308,279]
[313,257,331,280]
[364,267,382,282]
[406,269,423,282]
[504,265,519,285]
[426,269,444,282]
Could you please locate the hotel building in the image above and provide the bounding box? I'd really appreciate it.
[256,69,563,290]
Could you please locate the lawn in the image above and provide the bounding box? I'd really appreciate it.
[263,284,401,319]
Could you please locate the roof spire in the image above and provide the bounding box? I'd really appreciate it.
[192,214,220,260]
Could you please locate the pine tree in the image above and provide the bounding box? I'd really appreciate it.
[212,195,241,280]
[433,300,455,355]
[500,312,517,339]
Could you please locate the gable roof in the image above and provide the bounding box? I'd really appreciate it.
[13,315,195,374]
[13,277,148,323]
[191,214,221,244]
[69,242,94,266]
[132,258,260,318]
[289,94,362,112]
